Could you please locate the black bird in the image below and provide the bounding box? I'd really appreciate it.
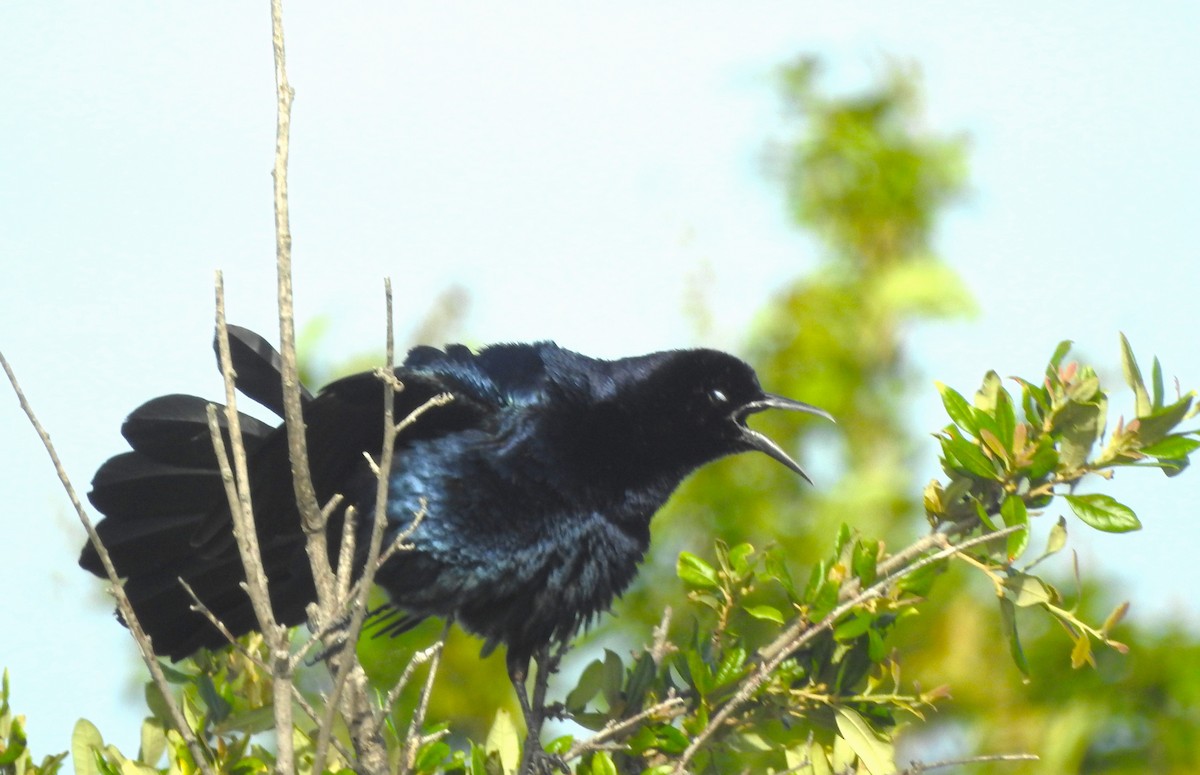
[81,327,827,731]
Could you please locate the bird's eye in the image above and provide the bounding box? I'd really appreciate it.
[709,388,728,405]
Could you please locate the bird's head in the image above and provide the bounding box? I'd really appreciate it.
[612,349,832,483]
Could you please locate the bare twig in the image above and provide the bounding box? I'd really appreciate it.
[565,696,686,762]
[403,621,451,774]
[211,279,297,773]
[672,524,1024,773]
[268,0,326,572]
[852,518,978,598]
[375,499,428,568]
[650,606,674,665]
[335,503,358,599]
[380,639,445,723]
[260,3,374,772]
[180,577,256,656]
[311,280,403,775]
[1,352,217,775]
[900,753,1039,773]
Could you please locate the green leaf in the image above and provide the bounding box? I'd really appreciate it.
[684,651,712,696]
[1102,601,1130,635]
[156,663,194,684]
[852,539,878,586]
[544,735,574,757]
[979,428,1009,464]
[1064,493,1142,533]
[1135,395,1195,445]
[72,719,105,775]
[834,707,896,775]
[1000,495,1029,560]
[0,717,26,767]
[936,382,978,435]
[1070,632,1095,668]
[1139,434,1200,459]
[727,542,754,577]
[1159,457,1192,478]
[1004,572,1058,607]
[484,709,520,775]
[998,598,1031,680]
[834,612,873,642]
[197,675,230,723]
[1066,375,1101,404]
[589,751,618,775]
[142,683,172,727]
[676,552,719,589]
[896,556,947,597]
[1152,356,1165,410]
[941,432,997,480]
[1027,437,1059,481]
[565,658,606,713]
[91,749,119,775]
[764,549,797,600]
[652,724,689,755]
[743,604,785,624]
[1045,516,1068,556]
[470,741,488,775]
[1119,333,1152,417]
[974,370,1002,412]
[714,647,748,688]
[624,652,656,712]
[601,650,624,709]
[994,387,1016,448]
[788,741,831,775]
[1017,377,1047,427]
[415,741,451,772]
[138,719,166,767]
[1055,401,1102,470]
[1049,340,1073,372]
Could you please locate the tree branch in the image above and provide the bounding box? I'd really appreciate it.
[211,276,297,773]
[0,352,217,775]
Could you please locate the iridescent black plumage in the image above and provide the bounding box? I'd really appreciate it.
[82,326,826,709]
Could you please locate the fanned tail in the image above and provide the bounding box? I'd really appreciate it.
[81,326,315,659]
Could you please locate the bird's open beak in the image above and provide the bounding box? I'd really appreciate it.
[735,394,832,484]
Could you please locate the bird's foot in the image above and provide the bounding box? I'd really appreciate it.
[304,606,355,665]
[523,745,568,775]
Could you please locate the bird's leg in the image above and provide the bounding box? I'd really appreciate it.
[509,648,568,774]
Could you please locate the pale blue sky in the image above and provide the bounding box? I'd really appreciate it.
[2,3,1198,758]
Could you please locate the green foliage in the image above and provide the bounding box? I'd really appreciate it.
[0,670,67,775]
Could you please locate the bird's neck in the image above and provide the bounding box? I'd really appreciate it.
[532,401,710,511]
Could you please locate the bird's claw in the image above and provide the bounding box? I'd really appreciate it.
[526,748,569,775]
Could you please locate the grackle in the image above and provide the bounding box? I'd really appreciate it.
[81,326,828,741]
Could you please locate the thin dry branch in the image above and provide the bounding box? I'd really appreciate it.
[380,639,445,724]
[1,352,217,775]
[268,0,335,618]
[566,696,686,762]
[180,576,254,655]
[402,622,451,774]
[311,279,402,775]
[335,502,358,599]
[900,753,1039,773]
[211,277,297,773]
